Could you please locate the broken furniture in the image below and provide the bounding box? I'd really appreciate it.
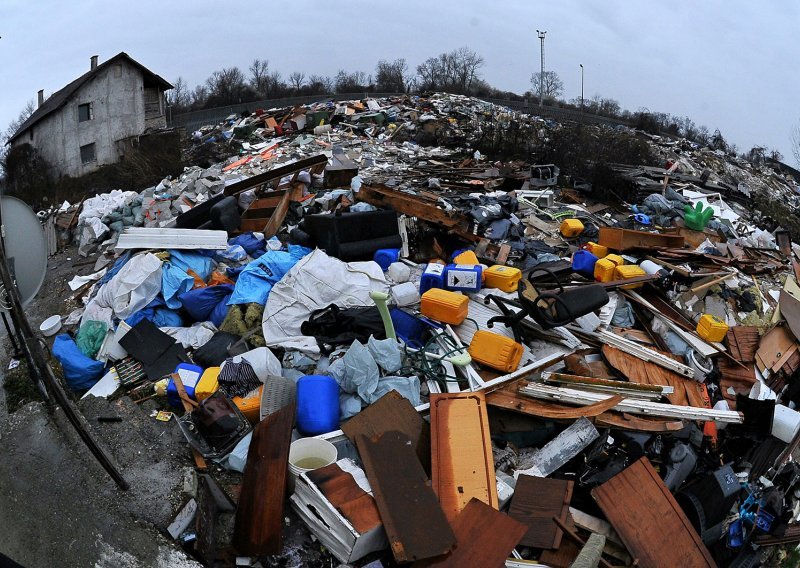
[300,209,403,262]
[508,475,574,549]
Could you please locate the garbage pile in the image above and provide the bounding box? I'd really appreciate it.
[40,93,800,567]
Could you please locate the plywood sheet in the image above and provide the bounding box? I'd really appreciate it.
[508,475,573,549]
[305,463,382,535]
[756,325,797,374]
[591,457,716,568]
[413,498,527,568]
[232,403,295,556]
[430,392,498,521]
[726,326,760,363]
[357,431,456,563]
[341,390,431,474]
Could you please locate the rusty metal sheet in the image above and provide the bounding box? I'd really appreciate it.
[357,431,456,563]
[430,392,498,522]
[592,457,716,568]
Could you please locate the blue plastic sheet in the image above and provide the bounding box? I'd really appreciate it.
[125,297,184,328]
[229,233,265,256]
[228,245,310,305]
[53,334,105,391]
[180,284,235,323]
[161,262,194,310]
[168,250,213,281]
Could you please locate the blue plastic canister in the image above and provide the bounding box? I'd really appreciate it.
[167,362,204,407]
[419,263,446,294]
[572,250,599,277]
[374,248,401,271]
[444,264,483,293]
[296,375,341,435]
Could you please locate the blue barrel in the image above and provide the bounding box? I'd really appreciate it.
[374,248,401,271]
[572,250,599,277]
[296,375,340,435]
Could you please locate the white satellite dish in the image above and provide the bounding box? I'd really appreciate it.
[1,195,48,307]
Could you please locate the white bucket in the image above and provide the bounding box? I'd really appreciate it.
[288,438,338,490]
[686,349,713,382]
[772,404,800,443]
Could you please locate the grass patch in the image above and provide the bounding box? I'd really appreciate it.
[3,360,43,413]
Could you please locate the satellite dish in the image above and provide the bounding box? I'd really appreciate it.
[1,195,48,307]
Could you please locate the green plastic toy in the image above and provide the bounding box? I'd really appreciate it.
[684,202,715,231]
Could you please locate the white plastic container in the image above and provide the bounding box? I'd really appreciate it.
[387,262,411,283]
[288,438,338,491]
[772,404,800,443]
[391,282,420,307]
[39,315,62,336]
[685,349,713,382]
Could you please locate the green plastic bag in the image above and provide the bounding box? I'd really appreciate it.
[75,320,108,359]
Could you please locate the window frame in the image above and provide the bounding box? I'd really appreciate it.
[78,102,93,123]
[80,142,96,164]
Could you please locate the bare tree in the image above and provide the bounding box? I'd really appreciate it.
[530,71,564,102]
[334,70,369,93]
[206,66,252,106]
[190,85,208,109]
[249,59,271,97]
[0,99,36,177]
[375,58,407,92]
[307,74,334,94]
[416,47,484,94]
[288,71,306,91]
[167,77,191,112]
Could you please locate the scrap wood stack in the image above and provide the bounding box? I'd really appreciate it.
[39,92,800,567]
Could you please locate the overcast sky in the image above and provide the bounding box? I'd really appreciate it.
[2,1,798,161]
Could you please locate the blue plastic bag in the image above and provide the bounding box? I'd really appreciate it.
[210,294,232,327]
[168,250,213,281]
[229,233,266,256]
[161,263,194,310]
[52,334,104,391]
[180,284,235,322]
[228,245,310,305]
[125,297,185,328]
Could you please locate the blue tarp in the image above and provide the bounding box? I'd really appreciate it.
[179,284,235,324]
[125,297,184,328]
[161,262,194,310]
[228,245,310,305]
[53,334,105,391]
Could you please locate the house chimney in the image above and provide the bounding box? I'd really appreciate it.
[37,89,44,108]
[90,55,98,70]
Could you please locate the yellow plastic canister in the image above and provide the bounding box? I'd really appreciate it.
[194,367,220,401]
[594,258,617,282]
[468,330,524,373]
[585,242,609,259]
[484,265,522,292]
[453,250,480,265]
[614,264,646,289]
[559,218,585,237]
[233,385,264,425]
[696,314,729,343]
[420,288,469,325]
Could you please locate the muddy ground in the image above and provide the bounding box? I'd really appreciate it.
[0,246,348,567]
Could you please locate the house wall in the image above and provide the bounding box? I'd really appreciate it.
[13,61,151,178]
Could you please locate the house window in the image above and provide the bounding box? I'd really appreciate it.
[78,103,93,122]
[80,143,96,164]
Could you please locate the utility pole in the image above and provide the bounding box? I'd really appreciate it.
[537,30,546,108]
[580,63,584,113]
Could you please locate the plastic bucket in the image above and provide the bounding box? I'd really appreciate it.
[772,404,800,443]
[288,437,338,490]
[686,349,713,382]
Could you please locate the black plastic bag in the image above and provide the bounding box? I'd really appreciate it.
[300,304,386,354]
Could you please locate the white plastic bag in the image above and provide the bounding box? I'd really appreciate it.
[106,253,163,319]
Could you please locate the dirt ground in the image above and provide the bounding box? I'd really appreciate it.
[0,245,343,567]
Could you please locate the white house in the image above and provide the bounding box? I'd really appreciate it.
[8,52,173,178]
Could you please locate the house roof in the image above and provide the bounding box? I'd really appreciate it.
[8,52,173,144]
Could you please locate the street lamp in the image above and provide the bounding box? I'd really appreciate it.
[580,63,584,113]
[537,30,546,108]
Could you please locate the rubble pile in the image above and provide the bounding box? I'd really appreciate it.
[36,93,800,567]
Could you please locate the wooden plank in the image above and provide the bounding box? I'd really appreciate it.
[305,463,382,535]
[598,227,685,251]
[232,403,296,556]
[538,513,582,568]
[223,154,328,196]
[591,457,716,568]
[430,392,498,522]
[357,431,456,563]
[263,183,303,238]
[357,183,469,231]
[594,412,685,432]
[413,498,527,568]
[507,475,573,549]
[550,516,615,568]
[756,325,797,374]
[487,388,623,419]
[341,390,431,475]
[726,326,760,363]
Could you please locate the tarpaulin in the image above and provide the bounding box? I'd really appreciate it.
[96,252,163,319]
[180,284,235,323]
[53,334,105,391]
[161,262,194,310]
[228,245,311,305]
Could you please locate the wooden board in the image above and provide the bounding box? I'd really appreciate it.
[341,390,431,475]
[508,475,573,549]
[305,463,382,535]
[591,457,716,568]
[357,183,470,231]
[756,325,797,374]
[718,358,757,408]
[538,513,583,568]
[232,403,295,556]
[413,498,527,568]
[598,227,685,251]
[430,392,498,522]
[602,345,709,409]
[357,431,456,563]
[487,387,622,419]
[726,326,760,363]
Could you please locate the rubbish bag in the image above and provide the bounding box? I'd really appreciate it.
[53,334,105,391]
[180,284,235,323]
[75,321,108,359]
[229,233,266,256]
[329,340,379,402]
[228,245,310,305]
[102,252,163,319]
[125,297,184,329]
[161,262,194,310]
[367,336,402,373]
[301,304,386,354]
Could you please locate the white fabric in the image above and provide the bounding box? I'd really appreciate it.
[262,249,388,354]
[94,252,163,319]
[160,322,217,349]
[68,268,108,291]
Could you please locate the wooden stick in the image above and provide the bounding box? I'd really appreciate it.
[551,515,615,568]
[690,272,736,295]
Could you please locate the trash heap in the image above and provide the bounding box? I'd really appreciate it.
[42,93,800,567]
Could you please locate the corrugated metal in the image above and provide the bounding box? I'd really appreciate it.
[115,228,228,250]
